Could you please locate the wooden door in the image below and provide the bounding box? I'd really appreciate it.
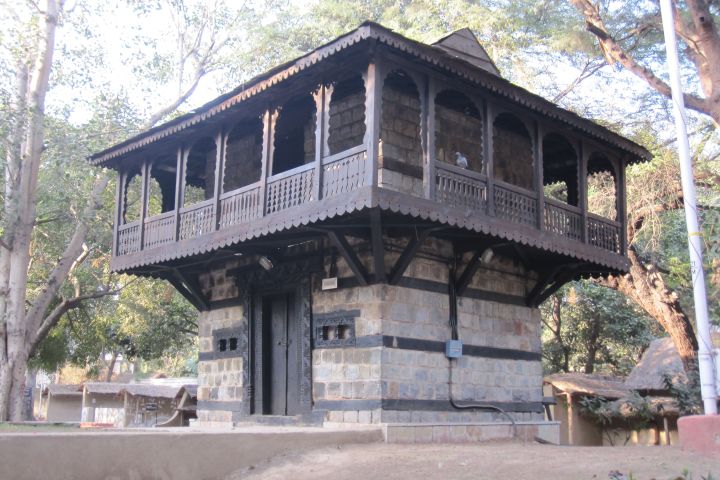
[262,292,298,415]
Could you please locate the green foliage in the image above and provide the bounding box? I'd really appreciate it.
[541,281,659,375]
[662,370,703,416]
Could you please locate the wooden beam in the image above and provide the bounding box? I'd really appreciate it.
[326,230,369,286]
[526,265,562,307]
[455,250,484,297]
[370,209,386,283]
[388,228,434,285]
[168,268,210,311]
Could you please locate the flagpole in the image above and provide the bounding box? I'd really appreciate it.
[659,0,717,415]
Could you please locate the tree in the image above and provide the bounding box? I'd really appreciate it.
[569,0,720,370]
[541,282,659,375]
[0,0,267,421]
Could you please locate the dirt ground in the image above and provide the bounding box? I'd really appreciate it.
[232,442,720,480]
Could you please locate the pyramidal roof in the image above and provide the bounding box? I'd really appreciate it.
[433,28,500,77]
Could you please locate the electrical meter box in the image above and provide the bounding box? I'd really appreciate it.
[445,340,463,359]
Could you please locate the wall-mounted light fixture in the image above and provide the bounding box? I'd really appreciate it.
[258,255,274,271]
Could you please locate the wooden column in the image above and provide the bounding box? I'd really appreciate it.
[618,158,627,255]
[424,76,437,200]
[259,108,276,217]
[212,130,226,230]
[579,141,588,243]
[138,161,150,250]
[363,57,383,187]
[174,147,185,241]
[313,84,331,201]
[485,102,495,216]
[113,171,125,256]
[535,122,544,230]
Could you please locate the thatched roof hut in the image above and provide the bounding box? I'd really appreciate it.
[625,338,685,393]
[545,372,629,400]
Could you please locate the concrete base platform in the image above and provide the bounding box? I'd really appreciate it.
[678,415,720,456]
[0,426,383,480]
[323,421,560,444]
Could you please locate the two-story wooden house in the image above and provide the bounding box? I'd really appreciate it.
[90,22,649,441]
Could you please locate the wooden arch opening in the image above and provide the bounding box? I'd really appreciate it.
[184,136,217,207]
[328,75,366,155]
[273,95,316,175]
[224,117,263,192]
[380,70,422,170]
[587,152,618,220]
[493,113,533,190]
[147,155,177,217]
[123,166,142,224]
[542,133,579,206]
[435,89,483,173]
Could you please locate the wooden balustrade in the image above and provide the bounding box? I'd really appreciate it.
[266,163,315,214]
[143,212,176,249]
[493,182,538,227]
[117,221,141,255]
[179,200,215,240]
[434,163,487,211]
[115,146,622,257]
[543,198,583,242]
[322,147,368,198]
[587,214,621,253]
[219,184,262,229]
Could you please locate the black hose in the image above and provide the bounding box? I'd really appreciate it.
[448,358,518,438]
[446,256,517,439]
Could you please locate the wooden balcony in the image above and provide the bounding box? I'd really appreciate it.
[112,146,625,273]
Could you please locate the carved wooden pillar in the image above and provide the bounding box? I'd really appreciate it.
[579,141,588,243]
[259,108,277,217]
[113,171,125,255]
[363,56,383,187]
[313,83,331,201]
[618,158,627,255]
[139,161,150,250]
[424,76,436,200]
[535,122,544,230]
[213,130,226,230]
[485,102,495,216]
[174,146,185,241]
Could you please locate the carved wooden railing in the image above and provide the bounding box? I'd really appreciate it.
[179,199,215,240]
[322,147,368,198]
[117,221,141,255]
[219,184,262,229]
[435,163,488,211]
[266,163,315,214]
[544,198,583,242]
[587,213,621,253]
[493,181,537,227]
[143,211,176,249]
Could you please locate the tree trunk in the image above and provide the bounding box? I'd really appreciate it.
[105,352,119,382]
[584,315,602,374]
[602,246,698,371]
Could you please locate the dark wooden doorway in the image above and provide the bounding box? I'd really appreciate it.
[260,292,299,415]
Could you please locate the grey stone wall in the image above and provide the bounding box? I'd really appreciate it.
[328,77,366,155]
[196,261,245,425]
[493,120,534,190]
[224,122,263,192]
[435,102,483,172]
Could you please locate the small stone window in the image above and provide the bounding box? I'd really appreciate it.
[212,327,244,358]
[218,339,227,352]
[315,313,356,348]
[229,337,238,351]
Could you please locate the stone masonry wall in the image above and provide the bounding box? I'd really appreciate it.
[435,102,483,172]
[328,77,366,155]
[379,77,424,197]
[196,260,245,425]
[493,120,534,190]
[224,122,263,192]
